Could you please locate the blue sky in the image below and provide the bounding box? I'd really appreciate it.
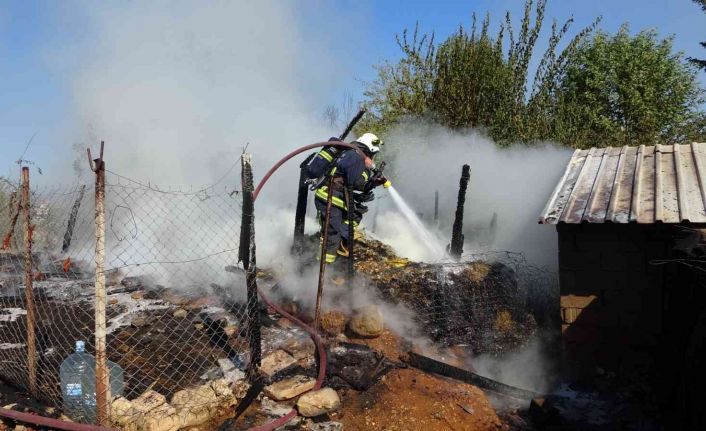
[1,0,705,175]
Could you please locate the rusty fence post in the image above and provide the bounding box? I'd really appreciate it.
[239,153,261,377]
[88,142,109,425]
[450,164,470,260]
[21,167,37,397]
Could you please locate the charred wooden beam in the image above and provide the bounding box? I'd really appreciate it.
[291,154,315,256]
[62,185,86,253]
[239,153,262,376]
[450,164,470,259]
[405,351,540,400]
[434,190,439,224]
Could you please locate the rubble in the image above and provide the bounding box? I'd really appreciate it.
[111,390,181,431]
[348,305,384,338]
[296,388,341,417]
[172,308,188,319]
[280,338,315,360]
[259,349,297,378]
[264,375,316,401]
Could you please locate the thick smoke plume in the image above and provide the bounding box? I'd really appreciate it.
[32,1,569,395]
[367,123,572,268]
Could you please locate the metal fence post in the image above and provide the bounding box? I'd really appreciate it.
[88,142,109,425]
[239,153,261,377]
[21,167,37,397]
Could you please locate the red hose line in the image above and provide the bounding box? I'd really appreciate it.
[252,142,362,201]
[0,408,117,431]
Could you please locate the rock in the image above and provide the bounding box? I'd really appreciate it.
[194,323,205,330]
[121,276,144,290]
[301,420,344,431]
[281,338,315,360]
[108,297,119,305]
[131,291,145,300]
[224,325,238,336]
[131,314,150,328]
[259,349,297,378]
[111,391,181,431]
[296,388,341,417]
[264,375,316,401]
[261,397,298,418]
[321,310,347,336]
[173,309,188,319]
[348,305,384,337]
[218,358,246,384]
[172,379,236,428]
[162,292,190,306]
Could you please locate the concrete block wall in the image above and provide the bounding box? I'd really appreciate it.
[557,224,669,374]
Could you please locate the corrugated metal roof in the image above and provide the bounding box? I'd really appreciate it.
[539,142,706,224]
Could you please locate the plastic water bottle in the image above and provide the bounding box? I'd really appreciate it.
[60,341,125,422]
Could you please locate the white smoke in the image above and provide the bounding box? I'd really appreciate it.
[364,123,572,268]
[33,2,568,394]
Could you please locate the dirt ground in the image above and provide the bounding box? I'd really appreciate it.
[335,367,503,431]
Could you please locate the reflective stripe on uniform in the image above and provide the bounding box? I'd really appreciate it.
[362,171,369,182]
[315,186,347,210]
[325,253,337,263]
[318,150,334,162]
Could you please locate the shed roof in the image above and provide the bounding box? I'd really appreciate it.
[539,142,706,224]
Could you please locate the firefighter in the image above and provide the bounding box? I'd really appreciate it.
[314,133,389,265]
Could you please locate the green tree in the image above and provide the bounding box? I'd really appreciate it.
[556,26,705,147]
[690,0,706,71]
[360,0,598,145]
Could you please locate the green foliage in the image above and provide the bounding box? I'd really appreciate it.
[689,0,706,71]
[556,26,705,147]
[361,0,706,148]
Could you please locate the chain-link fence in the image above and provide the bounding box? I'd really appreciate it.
[355,240,558,356]
[0,166,255,427]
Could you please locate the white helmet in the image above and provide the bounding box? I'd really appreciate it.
[354,133,382,154]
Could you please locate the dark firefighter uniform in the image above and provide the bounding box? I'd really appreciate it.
[314,149,372,264]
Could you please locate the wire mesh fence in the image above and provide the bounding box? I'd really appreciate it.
[0,169,255,427]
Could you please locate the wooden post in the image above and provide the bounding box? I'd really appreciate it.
[450,164,470,260]
[62,185,86,253]
[88,142,109,425]
[239,153,261,377]
[21,167,37,397]
[291,154,315,256]
[345,185,354,282]
[434,190,439,224]
[314,175,335,331]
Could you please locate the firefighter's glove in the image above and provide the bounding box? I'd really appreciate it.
[354,191,375,203]
[354,203,369,215]
[373,176,389,188]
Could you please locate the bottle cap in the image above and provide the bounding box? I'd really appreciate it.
[75,341,85,352]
